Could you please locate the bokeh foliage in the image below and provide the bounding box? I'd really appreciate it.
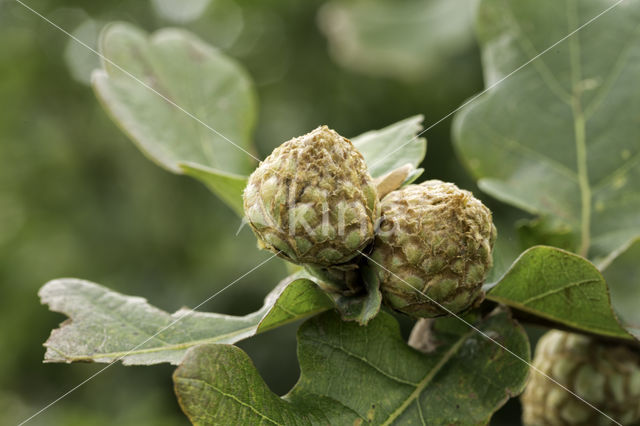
[1,0,507,424]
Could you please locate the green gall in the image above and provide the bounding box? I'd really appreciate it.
[243,126,379,267]
[521,330,640,426]
[370,180,496,318]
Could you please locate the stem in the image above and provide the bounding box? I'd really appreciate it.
[304,264,361,296]
[568,0,591,257]
[573,99,591,257]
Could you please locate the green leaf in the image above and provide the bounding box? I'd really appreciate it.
[318,0,478,82]
[402,167,424,187]
[601,237,640,340]
[174,345,359,425]
[174,309,530,425]
[453,0,640,261]
[92,22,257,214]
[40,273,332,365]
[486,246,633,340]
[179,163,247,217]
[484,214,522,287]
[516,216,577,253]
[352,115,427,179]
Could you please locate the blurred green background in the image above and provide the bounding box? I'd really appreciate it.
[0,0,526,424]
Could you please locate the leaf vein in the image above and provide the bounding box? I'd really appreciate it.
[585,22,640,118]
[381,329,474,425]
[505,3,573,104]
[592,150,640,193]
[477,120,578,180]
[519,278,601,305]
[178,377,282,425]
[304,337,419,387]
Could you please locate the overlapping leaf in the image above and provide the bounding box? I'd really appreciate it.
[40,274,332,365]
[174,309,530,425]
[454,0,640,261]
[487,246,633,340]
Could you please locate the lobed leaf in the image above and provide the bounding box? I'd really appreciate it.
[453,0,640,261]
[174,309,530,425]
[92,22,257,214]
[40,273,332,365]
[486,246,633,340]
